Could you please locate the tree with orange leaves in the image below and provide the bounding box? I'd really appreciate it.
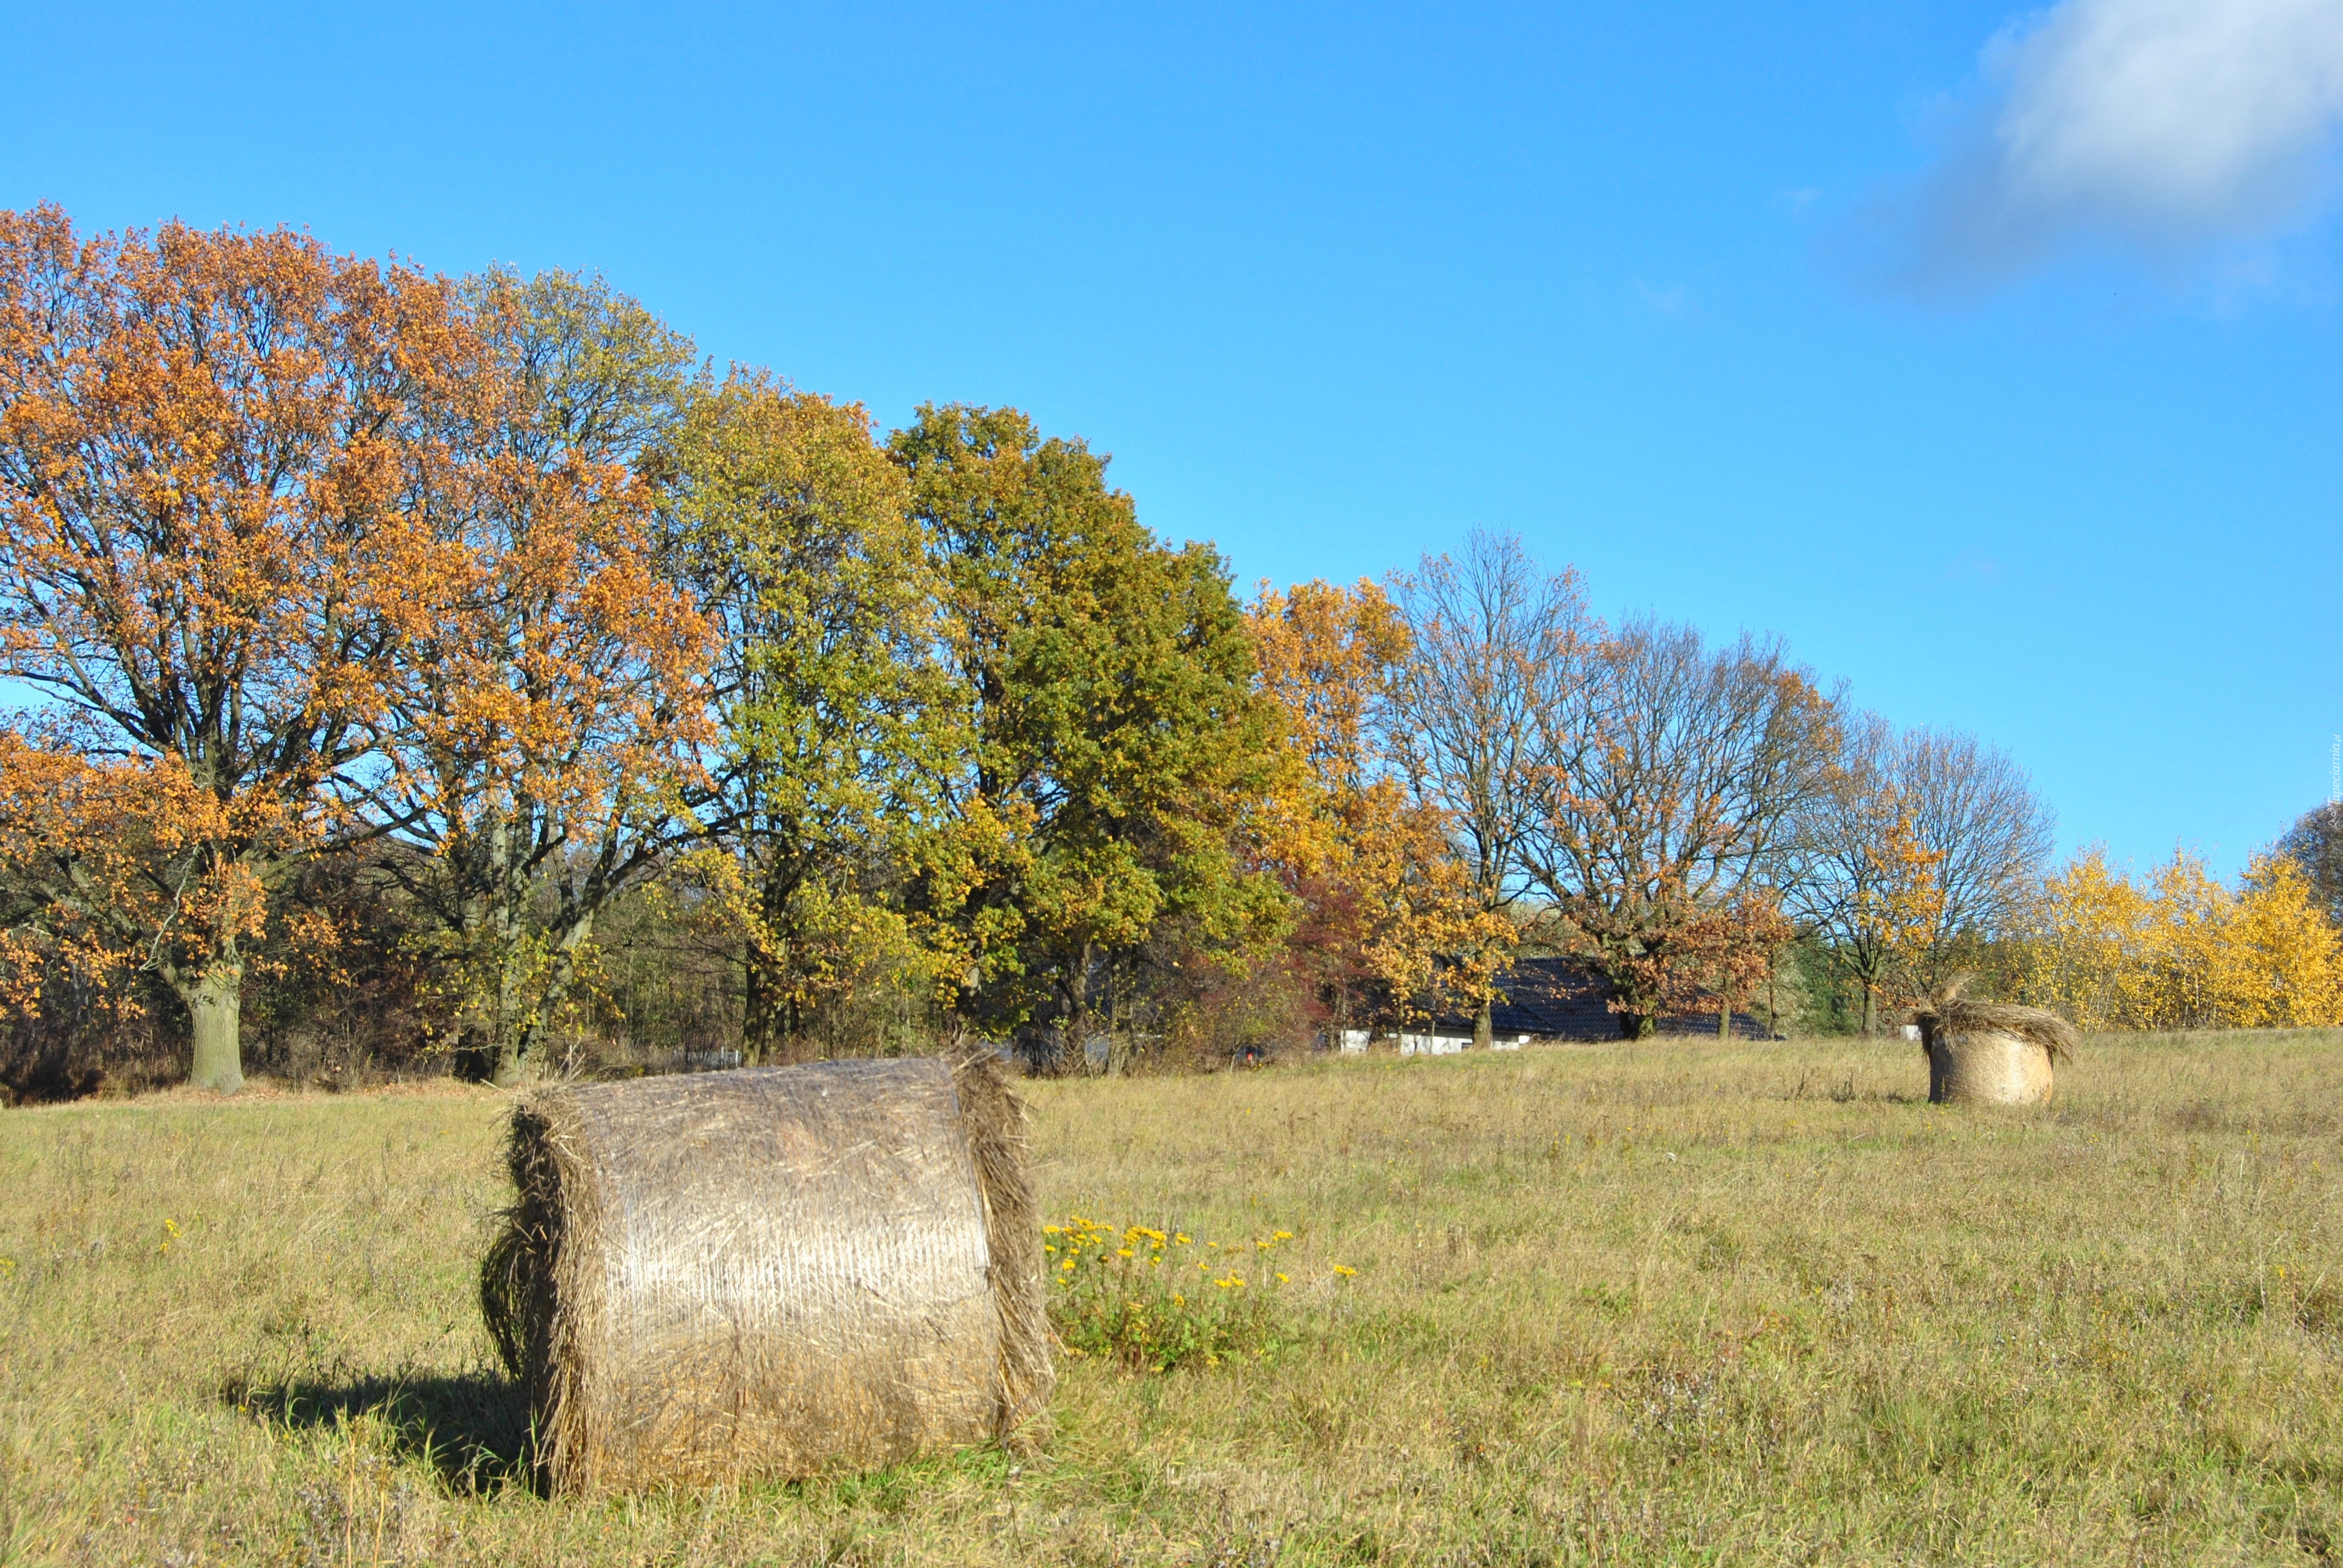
[0,205,473,1091]
[356,268,712,1085]
[1247,578,1508,1036]
[0,733,269,1048]
[1599,883,1798,1039]
[1795,710,2051,1031]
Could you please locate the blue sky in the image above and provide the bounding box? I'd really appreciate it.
[4,1,2340,877]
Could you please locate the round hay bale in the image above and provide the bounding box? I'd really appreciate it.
[1911,983,2076,1107]
[1924,1028,2056,1105]
[479,1051,1054,1495]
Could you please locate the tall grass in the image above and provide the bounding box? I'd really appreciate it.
[2,1031,2339,1564]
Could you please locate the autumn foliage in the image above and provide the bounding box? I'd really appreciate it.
[1245,580,1508,1034]
[2024,846,2343,1031]
[0,209,710,1089]
[0,205,472,1090]
[0,203,2332,1097]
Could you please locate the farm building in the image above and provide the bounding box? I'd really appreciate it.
[1406,956,1778,1047]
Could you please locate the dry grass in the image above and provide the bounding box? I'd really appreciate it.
[2,1031,2341,1564]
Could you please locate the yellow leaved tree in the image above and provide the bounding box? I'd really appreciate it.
[2213,854,2343,1028]
[1246,579,1510,1036]
[2023,845,2151,1030]
[2024,846,2342,1030]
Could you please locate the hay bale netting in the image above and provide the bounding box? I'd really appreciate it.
[479,1052,1054,1495]
[1910,984,2078,1107]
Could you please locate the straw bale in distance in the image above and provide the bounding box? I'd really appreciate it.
[480,1051,1053,1495]
[1910,977,2077,1106]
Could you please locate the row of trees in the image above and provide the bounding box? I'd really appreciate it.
[0,206,2330,1098]
[2025,844,2343,1030]
[0,209,1317,1091]
[1372,533,2057,1041]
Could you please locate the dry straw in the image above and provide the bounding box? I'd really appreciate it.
[1910,976,2078,1106]
[480,1051,1053,1495]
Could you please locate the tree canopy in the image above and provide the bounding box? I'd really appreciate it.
[893,404,1285,1066]
[0,206,475,1089]
[4,203,2324,1100]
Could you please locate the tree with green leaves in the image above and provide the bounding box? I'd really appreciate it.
[661,373,961,1061]
[890,405,1285,1068]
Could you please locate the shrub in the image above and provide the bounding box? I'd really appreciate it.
[1046,1213,1350,1370]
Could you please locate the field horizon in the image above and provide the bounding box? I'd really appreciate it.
[4,1030,2339,1565]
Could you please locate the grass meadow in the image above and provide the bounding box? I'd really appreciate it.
[2,1031,2341,1566]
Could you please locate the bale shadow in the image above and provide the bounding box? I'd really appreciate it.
[224,1370,537,1496]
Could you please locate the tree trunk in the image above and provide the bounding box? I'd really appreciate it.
[1067,941,1100,1076]
[491,937,530,1088]
[491,1039,528,1089]
[1718,1000,1732,1040]
[743,949,781,1067]
[453,1029,497,1085]
[494,912,598,1087]
[1473,994,1493,1050]
[1101,961,1136,1076]
[180,957,245,1095]
[741,866,799,1066]
[1861,985,1876,1037]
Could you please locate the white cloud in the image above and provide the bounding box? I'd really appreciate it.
[1869,0,2343,293]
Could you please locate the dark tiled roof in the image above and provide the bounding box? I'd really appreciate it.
[1433,956,1774,1041]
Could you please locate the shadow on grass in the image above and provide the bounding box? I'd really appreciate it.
[223,1370,537,1496]
[220,1374,1035,1509]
